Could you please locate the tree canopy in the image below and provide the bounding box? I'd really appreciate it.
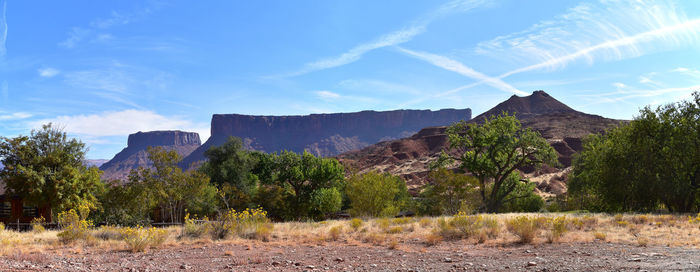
[0,124,104,215]
[569,92,700,212]
[444,113,557,212]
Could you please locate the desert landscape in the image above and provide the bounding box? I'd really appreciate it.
[2,0,700,271]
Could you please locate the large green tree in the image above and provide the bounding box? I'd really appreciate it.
[0,124,104,215]
[345,171,409,217]
[445,113,557,212]
[128,147,217,223]
[200,137,260,210]
[569,92,699,212]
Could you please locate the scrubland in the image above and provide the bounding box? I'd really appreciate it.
[2,213,699,256]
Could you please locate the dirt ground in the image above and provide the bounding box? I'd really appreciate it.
[1,240,698,271]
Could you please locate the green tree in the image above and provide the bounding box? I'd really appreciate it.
[0,124,104,216]
[569,92,699,212]
[274,151,345,219]
[310,187,342,219]
[419,168,481,215]
[346,171,409,217]
[129,147,217,223]
[445,113,558,212]
[200,137,260,210]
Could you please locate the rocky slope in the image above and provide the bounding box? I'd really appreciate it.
[100,131,201,181]
[337,91,624,195]
[180,109,471,168]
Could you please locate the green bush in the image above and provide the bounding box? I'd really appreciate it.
[346,171,409,217]
[311,187,343,218]
[418,168,481,216]
[501,181,544,212]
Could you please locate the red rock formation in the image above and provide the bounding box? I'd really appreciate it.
[100,131,201,181]
[180,109,471,168]
[337,91,624,194]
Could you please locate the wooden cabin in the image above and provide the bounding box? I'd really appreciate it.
[0,181,52,225]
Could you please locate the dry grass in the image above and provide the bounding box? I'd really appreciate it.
[0,213,698,256]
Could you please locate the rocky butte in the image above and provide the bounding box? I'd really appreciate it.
[100,131,201,181]
[180,109,471,168]
[337,90,624,196]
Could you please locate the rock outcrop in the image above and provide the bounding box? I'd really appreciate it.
[180,109,471,168]
[100,131,201,181]
[337,91,624,194]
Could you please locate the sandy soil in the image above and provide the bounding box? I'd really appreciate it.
[1,240,698,271]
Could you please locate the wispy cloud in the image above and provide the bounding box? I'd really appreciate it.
[0,112,31,121]
[315,90,341,100]
[33,109,210,142]
[0,0,7,58]
[397,47,527,96]
[282,0,487,77]
[59,2,162,48]
[474,0,700,78]
[37,67,60,78]
[673,67,700,78]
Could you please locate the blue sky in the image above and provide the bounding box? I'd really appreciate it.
[1,0,700,159]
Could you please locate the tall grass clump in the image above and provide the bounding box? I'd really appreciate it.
[505,216,541,244]
[182,213,210,238]
[434,212,498,241]
[349,218,363,231]
[120,226,168,252]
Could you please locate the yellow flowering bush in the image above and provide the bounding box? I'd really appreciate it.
[211,207,272,240]
[57,207,93,243]
[505,216,541,244]
[30,216,46,233]
[120,226,168,252]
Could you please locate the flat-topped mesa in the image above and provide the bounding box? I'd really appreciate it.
[100,130,202,181]
[180,108,471,168]
[127,131,201,148]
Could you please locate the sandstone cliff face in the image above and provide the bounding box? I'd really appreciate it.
[100,131,201,181]
[180,109,471,168]
[337,91,624,195]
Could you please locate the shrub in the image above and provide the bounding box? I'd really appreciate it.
[0,222,4,231]
[182,213,210,239]
[501,182,545,212]
[419,218,433,228]
[547,216,568,243]
[120,227,169,252]
[30,216,46,233]
[419,168,481,215]
[93,226,122,241]
[593,232,607,240]
[346,171,409,217]
[637,236,649,247]
[505,216,540,244]
[434,212,496,241]
[349,218,363,231]
[210,208,271,240]
[424,232,443,246]
[57,208,92,244]
[386,226,403,234]
[310,187,343,219]
[328,226,343,241]
[376,218,391,231]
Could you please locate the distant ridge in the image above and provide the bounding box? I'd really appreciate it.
[100,130,201,181]
[179,108,472,168]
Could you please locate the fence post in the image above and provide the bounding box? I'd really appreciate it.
[16,218,19,231]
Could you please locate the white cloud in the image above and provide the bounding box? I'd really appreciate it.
[474,0,700,78]
[672,67,700,78]
[283,0,487,77]
[315,90,340,99]
[397,47,527,96]
[0,0,7,58]
[33,109,210,142]
[612,82,626,89]
[0,112,31,121]
[38,67,60,78]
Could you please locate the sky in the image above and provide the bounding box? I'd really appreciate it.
[1,0,700,159]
